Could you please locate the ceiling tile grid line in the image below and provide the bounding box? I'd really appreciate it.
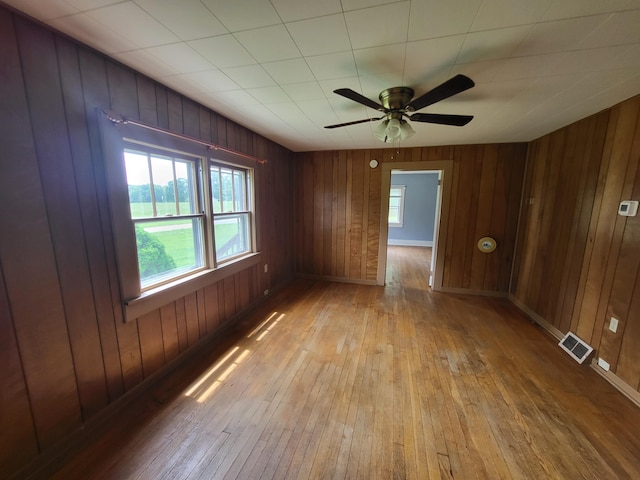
[4,0,640,151]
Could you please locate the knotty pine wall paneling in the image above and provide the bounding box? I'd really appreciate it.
[0,6,294,478]
[294,144,527,292]
[512,95,640,398]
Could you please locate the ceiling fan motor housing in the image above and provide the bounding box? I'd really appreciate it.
[379,87,415,112]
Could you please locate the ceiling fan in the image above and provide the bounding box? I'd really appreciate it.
[325,74,475,143]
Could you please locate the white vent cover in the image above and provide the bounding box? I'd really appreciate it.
[558,332,593,364]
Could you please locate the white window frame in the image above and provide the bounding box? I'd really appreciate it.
[388,185,406,228]
[100,113,262,322]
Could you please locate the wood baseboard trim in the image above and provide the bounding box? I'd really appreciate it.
[296,273,378,286]
[508,294,640,409]
[437,287,508,298]
[589,360,640,408]
[13,277,293,480]
[507,294,564,340]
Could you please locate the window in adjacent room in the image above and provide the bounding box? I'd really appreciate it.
[388,185,406,227]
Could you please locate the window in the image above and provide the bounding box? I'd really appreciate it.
[123,147,205,289]
[210,163,252,262]
[388,185,406,227]
[100,113,262,321]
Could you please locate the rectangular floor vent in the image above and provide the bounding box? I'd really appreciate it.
[558,332,593,364]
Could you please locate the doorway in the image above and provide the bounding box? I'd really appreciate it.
[376,160,453,290]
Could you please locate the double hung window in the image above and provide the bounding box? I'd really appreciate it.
[388,185,406,227]
[101,114,261,321]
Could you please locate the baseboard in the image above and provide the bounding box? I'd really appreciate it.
[296,273,378,286]
[387,240,433,247]
[590,359,640,408]
[507,294,564,340]
[508,294,640,409]
[12,277,293,480]
[437,286,508,298]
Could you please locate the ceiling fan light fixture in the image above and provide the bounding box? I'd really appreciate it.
[386,118,402,139]
[374,119,390,142]
[399,121,415,140]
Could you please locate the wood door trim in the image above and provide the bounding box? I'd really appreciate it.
[376,160,453,288]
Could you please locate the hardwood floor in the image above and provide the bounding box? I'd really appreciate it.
[46,246,640,479]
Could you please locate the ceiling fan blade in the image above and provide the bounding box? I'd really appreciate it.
[324,117,384,129]
[409,113,473,126]
[405,74,475,112]
[333,88,385,111]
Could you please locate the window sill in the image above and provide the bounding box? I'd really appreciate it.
[124,252,262,322]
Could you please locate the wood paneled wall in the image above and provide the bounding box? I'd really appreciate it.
[294,144,527,292]
[512,95,640,396]
[0,8,293,477]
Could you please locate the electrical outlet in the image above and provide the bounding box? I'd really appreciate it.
[597,358,610,371]
[264,264,268,273]
[609,317,619,333]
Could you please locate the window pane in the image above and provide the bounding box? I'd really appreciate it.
[135,218,204,289]
[175,160,197,214]
[389,207,399,224]
[210,166,222,213]
[233,170,246,211]
[125,151,153,218]
[389,197,400,208]
[151,155,176,216]
[220,168,233,213]
[214,213,250,262]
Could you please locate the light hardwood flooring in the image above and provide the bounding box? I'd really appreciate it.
[47,246,640,479]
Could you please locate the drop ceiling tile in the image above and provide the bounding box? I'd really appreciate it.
[305,52,358,80]
[512,15,609,56]
[134,0,228,41]
[605,44,640,70]
[342,0,393,11]
[448,60,505,83]
[345,2,410,50]
[164,70,239,93]
[542,0,640,21]
[353,44,407,77]
[262,59,315,85]
[470,0,553,31]
[578,10,640,49]
[49,13,134,53]
[114,49,178,78]
[403,35,465,84]
[246,86,291,104]
[200,0,280,32]
[359,73,404,95]
[222,65,275,88]
[2,0,78,20]
[281,82,327,101]
[65,0,121,9]
[85,2,180,49]
[550,46,630,76]
[145,44,213,74]
[235,25,300,63]
[215,90,261,106]
[495,52,567,81]
[408,0,482,41]
[318,77,362,97]
[271,0,342,22]
[457,25,533,63]
[286,14,351,56]
[188,35,255,68]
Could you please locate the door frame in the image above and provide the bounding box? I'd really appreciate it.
[376,160,453,289]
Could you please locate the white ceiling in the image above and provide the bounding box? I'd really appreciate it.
[6,0,640,152]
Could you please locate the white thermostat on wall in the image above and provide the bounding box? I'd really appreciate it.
[618,200,638,217]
